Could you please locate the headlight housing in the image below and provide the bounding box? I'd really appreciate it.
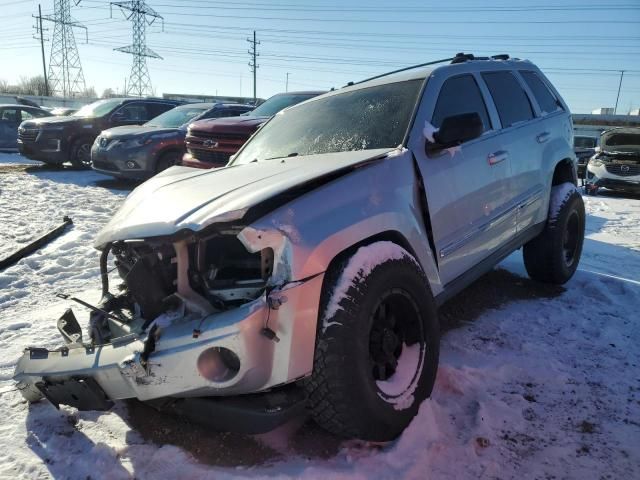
[122,136,153,149]
[589,155,609,167]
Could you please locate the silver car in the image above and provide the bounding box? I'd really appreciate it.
[14,54,584,441]
[585,127,640,194]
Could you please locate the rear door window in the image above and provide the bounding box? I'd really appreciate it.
[432,75,491,133]
[482,71,534,128]
[520,71,562,115]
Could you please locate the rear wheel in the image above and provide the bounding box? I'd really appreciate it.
[305,242,440,441]
[70,137,93,169]
[523,183,585,284]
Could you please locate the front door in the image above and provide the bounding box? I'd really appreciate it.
[410,73,515,286]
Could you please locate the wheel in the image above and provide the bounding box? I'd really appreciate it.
[155,150,182,174]
[305,241,440,441]
[70,137,93,169]
[523,183,585,284]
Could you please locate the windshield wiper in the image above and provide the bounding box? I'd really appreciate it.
[264,153,299,161]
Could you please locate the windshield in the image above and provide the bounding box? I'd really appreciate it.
[574,136,597,149]
[233,80,422,164]
[145,106,209,128]
[247,93,319,117]
[73,99,123,118]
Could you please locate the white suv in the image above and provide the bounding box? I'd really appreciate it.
[15,54,584,442]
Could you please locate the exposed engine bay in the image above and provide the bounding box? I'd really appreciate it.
[89,229,275,345]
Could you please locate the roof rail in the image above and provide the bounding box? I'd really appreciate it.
[351,56,455,86]
[347,53,513,87]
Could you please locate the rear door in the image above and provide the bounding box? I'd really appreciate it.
[411,73,515,285]
[480,71,543,233]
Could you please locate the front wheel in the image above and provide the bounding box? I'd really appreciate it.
[305,242,440,441]
[70,137,93,169]
[523,183,585,284]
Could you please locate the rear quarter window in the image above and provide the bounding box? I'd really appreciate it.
[482,71,534,128]
[520,71,562,115]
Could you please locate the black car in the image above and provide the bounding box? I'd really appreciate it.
[0,104,51,151]
[91,102,253,180]
[574,134,598,181]
[18,98,181,168]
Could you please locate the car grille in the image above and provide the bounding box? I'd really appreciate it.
[18,128,39,142]
[189,149,231,165]
[188,131,247,141]
[605,164,640,177]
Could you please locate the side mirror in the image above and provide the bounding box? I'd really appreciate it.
[427,112,483,153]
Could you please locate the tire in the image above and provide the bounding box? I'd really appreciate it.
[305,241,440,441]
[70,137,93,169]
[155,150,182,174]
[523,183,585,284]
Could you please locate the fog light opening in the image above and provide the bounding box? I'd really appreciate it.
[126,160,138,169]
[197,347,240,382]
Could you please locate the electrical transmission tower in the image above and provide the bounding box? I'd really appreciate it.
[247,31,259,101]
[41,0,87,97]
[111,1,163,97]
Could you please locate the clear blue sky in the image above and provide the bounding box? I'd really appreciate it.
[2,0,639,113]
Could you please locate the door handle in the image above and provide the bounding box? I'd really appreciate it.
[537,132,550,143]
[488,150,508,165]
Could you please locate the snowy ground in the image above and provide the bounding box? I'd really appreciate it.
[0,152,639,479]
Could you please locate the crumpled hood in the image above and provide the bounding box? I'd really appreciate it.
[600,127,640,154]
[101,125,177,140]
[94,148,396,248]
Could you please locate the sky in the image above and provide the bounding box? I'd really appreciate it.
[1,0,639,113]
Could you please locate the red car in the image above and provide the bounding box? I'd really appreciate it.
[182,91,325,169]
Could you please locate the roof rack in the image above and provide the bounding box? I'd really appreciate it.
[349,53,512,87]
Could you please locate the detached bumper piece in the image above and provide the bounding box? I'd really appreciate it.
[36,377,113,411]
[145,384,307,434]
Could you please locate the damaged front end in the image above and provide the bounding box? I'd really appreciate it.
[586,128,640,192]
[14,218,323,430]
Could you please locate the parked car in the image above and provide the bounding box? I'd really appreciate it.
[50,107,78,116]
[0,104,51,151]
[585,127,640,194]
[13,54,584,442]
[574,134,598,180]
[17,97,182,168]
[91,103,254,180]
[182,91,325,169]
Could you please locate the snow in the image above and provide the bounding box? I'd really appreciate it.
[376,343,423,411]
[1,153,639,479]
[550,182,578,219]
[322,241,418,329]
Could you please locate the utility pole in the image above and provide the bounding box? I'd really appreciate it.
[40,0,88,97]
[286,72,290,92]
[247,30,259,101]
[33,4,49,96]
[111,1,163,97]
[614,70,625,115]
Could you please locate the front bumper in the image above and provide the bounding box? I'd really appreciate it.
[14,273,324,409]
[586,162,640,192]
[18,132,68,164]
[91,143,157,180]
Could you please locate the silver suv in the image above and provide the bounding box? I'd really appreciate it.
[14,54,585,442]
